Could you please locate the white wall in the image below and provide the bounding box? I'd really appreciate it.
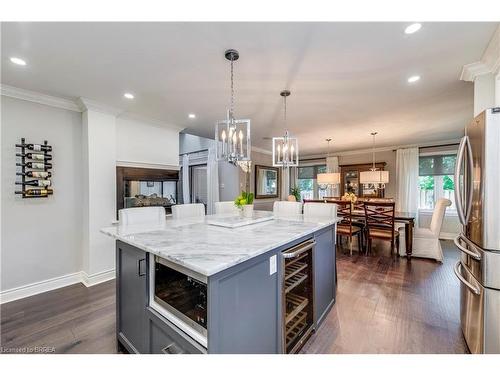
[474,73,496,116]
[1,96,83,291]
[116,117,180,168]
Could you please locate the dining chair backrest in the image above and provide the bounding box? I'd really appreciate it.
[172,203,205,220]
[118,206,166,226]
[329,199,355,235]
[303,202,337,220]
[429,198,452,237]
[366,197,395,203]
[273,201,303,216]
[363,201,396,238]
[214,201,239,215]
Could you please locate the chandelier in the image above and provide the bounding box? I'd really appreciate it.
[359,132,389,188]
[215,49,251,164]
[272,90,299,168]
[317,138,340,186]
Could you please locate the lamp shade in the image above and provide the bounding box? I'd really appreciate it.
[359,170,389,184]
[317,172,341,185]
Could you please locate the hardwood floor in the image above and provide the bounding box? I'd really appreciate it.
[0,241,468,354]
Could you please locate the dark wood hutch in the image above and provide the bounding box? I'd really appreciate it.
[339,162,387,198]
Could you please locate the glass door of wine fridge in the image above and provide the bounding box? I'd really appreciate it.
[282,240,315,353]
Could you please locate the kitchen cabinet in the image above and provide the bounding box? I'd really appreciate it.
[313,226,336,326]
[116,241,148,353]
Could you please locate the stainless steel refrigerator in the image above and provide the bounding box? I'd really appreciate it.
[453,107,500,354]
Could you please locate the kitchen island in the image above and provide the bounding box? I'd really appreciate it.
[101,212,339,354]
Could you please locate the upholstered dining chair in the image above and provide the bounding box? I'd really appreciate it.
[303,202,337,220]
[118,206,166,226]
[398,198,451,262]
[273,201,303,216]
[364,201,400,258]
[214,201,240,215]
[331,199,363,256]
[171,203,205,220]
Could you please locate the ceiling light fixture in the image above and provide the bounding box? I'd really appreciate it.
[407,75,421,83]
[359,132,389,189]
[404,23,422,34]
[10,57,27,66]
[317,139,340,186]
[272,90,299,168]
[123,93,134,99]
[188,114,196,119]
[215,49,251,164]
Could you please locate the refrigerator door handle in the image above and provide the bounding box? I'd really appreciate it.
[454,136,468,225]
[454,261,481,295]
[454,234,481,261]
[464,135,474,224]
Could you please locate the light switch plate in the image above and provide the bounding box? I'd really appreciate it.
[269,255,277,275]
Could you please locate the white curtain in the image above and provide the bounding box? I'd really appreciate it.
[206,146,219,215]
[182,154,190,204]
[326,156,340,197]
[396,147,419,220]
[281,167,290,200]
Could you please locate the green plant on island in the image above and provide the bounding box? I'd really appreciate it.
[290,186,301,202]
[234,191,254,208]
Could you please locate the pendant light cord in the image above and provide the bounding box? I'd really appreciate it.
[230,56,235,121]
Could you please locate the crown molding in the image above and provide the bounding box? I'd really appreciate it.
[0,84,81,112]
[117,112,185,132]
[76,97,123,116]
[461,25,500,81]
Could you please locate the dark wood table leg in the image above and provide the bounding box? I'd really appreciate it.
[405,219,414,260]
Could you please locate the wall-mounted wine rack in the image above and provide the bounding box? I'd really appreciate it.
[15,138,53,198]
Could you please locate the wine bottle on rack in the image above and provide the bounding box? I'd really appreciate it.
[16,179,51,187]
[21,188,54,197]
[16,162,52,169]
[17,171,52,178]
[16,153,52,161]
[25,144,52,152]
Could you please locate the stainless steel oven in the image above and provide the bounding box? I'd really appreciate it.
[150,256,208,347]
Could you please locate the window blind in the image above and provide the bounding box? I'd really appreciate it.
[419,155,456,176]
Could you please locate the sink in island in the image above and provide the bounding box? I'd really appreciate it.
[101,211,339,354]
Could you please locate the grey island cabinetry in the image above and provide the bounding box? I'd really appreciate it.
[103,213,339,354]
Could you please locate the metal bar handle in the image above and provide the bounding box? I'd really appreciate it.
[161,343,184,354]
[464,136,474,224]
[454,136,468,225]
[453,261,480,295]
[453,234,481,261]
[282,240,316,259]
[138,258,146,277]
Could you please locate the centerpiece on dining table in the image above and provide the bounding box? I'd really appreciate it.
[341,192,357,210]
[234,191,254,218]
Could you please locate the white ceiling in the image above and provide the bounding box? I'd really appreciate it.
[1,22,497,154]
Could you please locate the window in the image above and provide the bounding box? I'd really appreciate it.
[418,154,456,210]
[297,165,327,201]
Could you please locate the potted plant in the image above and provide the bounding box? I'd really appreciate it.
[234,191,254,218]
[290,186,301,202]
[342,192,357,210]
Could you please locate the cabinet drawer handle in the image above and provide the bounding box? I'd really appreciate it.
[138,258,146,277]
[161,343,184,354]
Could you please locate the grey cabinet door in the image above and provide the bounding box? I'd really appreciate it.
[116,241,148,353]
[313,227,336,326]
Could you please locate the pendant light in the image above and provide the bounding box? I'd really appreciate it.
[359,132,389,188]
[272,90,299,168]
[215,49,251,164]
[317,138,340,185]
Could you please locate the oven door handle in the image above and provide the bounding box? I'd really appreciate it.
[138,258,146,277]
[454,234,481,261]
[282,240,315,259]
[453,261,480,295]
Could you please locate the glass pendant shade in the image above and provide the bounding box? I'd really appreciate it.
[272,131,299,167]
[317,172,341,185]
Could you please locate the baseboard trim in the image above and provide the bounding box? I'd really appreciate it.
[0,269,116,304]
[81,269,116,288]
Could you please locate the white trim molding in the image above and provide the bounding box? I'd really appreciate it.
[461,25,500,81]
[116,160,180,170]
[76,97,123,116]
[0,270,116,304]
[118,112,185,133]
[0,84,81,112]
[80,269,116,288]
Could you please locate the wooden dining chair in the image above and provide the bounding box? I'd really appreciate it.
[363,201,400,258]
[331,200,363,256]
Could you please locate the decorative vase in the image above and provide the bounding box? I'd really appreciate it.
[242,204,254,218]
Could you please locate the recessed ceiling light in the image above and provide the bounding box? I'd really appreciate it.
[123,93,134,99]
[407,75,421,83]
[10,57,27,66]
[188,114,196,119]
[404,23,422,34]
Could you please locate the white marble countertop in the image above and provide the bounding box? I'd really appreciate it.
[101,212,340,277]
